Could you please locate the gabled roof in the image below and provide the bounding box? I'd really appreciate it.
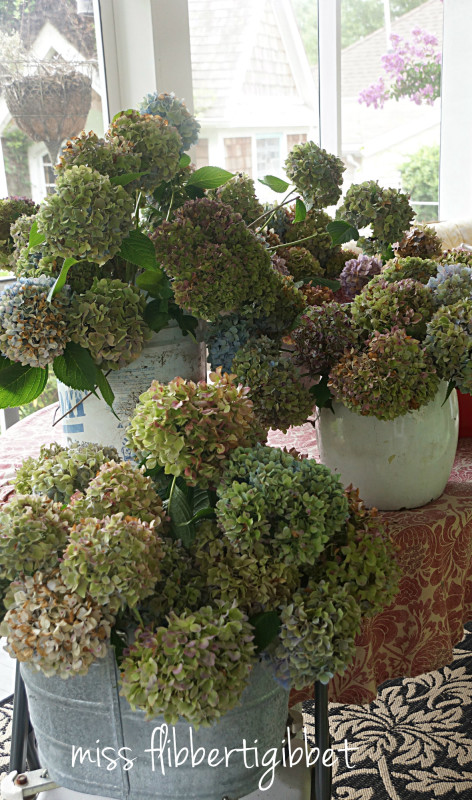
[342,0,443,98]
[188,0,316,126]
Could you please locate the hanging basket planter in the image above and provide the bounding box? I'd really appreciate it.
[4,65,92,164]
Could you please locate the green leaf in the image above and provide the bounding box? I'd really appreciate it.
[308,275,341,291]
[136,269,165,297]
[186,166,234,189]
[327,220,359,246]
[294,197,307,222]
[0,359,48,408]
[53,342,98,392]
[144,299,170,332]
[28,220,45,251]
[310,374,334,411]
[47,257,78,301]
[95,367,116,411]
[110,172,146,186]
[189,507,216,524]
[442,380,457,406]
[249,611,281,653]
[179,153,191,168]
[168,483,196,548]
[185,184,206,200]
[258,175,290,193]
[119,229,159,271]
[168,303,198,339]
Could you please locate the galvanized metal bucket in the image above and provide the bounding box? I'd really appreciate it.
[56,321,207,460]
[21,651,289,800]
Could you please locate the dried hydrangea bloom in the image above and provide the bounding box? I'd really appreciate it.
[216,444,348,565]
[328,327,439,420]
[106,110,182,192]
[37,165,134,264]
[231,335,313,432]
[119,601,255,726]
[292,302,357,377]
[139,91,200,151]
[0,569,114,679]
[427,263,472,307]
[71,460,168,525]
[127,368,264,487]
[60,513,164,612]
[339,254,382,300]
[0,494,73,580]
[14,441,120,504]
[381,256,439,285]
[68,277,151,370]
[351,276,435,340]
[424,299,472,393]
[0,276,70,367]
[271,578,361,688]
[394,225,442,260]
[285,141,345,208]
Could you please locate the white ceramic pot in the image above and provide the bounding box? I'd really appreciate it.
[57,322,207,459]
[316,383,459,511]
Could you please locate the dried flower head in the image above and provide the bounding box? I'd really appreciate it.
[292,302,358,376]
[152,198,275,321]
[68,278,151,370]
[427,263,472,307]
[0,494,73,580]
[0,275,70,367]
[394,225,442,259]
[127,369,264,487]
[14,441,120,504]
[139,91,200,151]
[60,513,163,612]
[284,141,345,208]
[339,254,382,300]
[216,444,348,566]
[351,276,435,339]
[231,336,313,432]
[329,328,439,420]
[37,165,134,264]
[0,569,114,678]
[119,601,255,726]
[106,110,182,192]
[381,256,439,284]
[424,299,472,393]
[337,180,414,255]
[71,460,168,525]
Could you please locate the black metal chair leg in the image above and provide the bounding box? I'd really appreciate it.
[10,662,32,773]
[311,681,332,800]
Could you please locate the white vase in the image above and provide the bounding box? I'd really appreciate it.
[316,383,459,511]
[57,322,207,459]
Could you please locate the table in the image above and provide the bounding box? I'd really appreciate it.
[2,406,472,800]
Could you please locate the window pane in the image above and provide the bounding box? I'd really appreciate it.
[341,0,443,223]
[0,0,106,203]
[188,0,318,195]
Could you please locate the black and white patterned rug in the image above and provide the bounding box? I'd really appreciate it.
[1,628,472,799]
[304,623,472,799]
[0,695,13,778]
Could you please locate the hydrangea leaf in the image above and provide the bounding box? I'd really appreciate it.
[258,175,290,193]
[186,166,234,189]
[119,229,159,271]
[28,219,45,251]
[0,357,48,407]
[47,257,78,301]
[327,220,359,246]
[250,610,281,652]
[53,342,98,392]
[294,197,307,222]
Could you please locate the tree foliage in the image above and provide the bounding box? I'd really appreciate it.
[399,144,439,222]
[293,0,427,65]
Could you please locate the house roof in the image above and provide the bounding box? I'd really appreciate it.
[188,0,316,126]
[341,0,443,99]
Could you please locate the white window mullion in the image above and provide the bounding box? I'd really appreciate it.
[94,0,193,123]
[317,0,341,156]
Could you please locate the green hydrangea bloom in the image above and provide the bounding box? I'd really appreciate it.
[119,601,255,726]
[60,513,163,612]
[68,277,151,370]
[37,165,134,264]
[216,444,348,566]
[424,299,472,393]
[0,494,73,580]
[284,141,345,208]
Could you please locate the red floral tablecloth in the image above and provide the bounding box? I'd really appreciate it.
[2,406,472,705]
